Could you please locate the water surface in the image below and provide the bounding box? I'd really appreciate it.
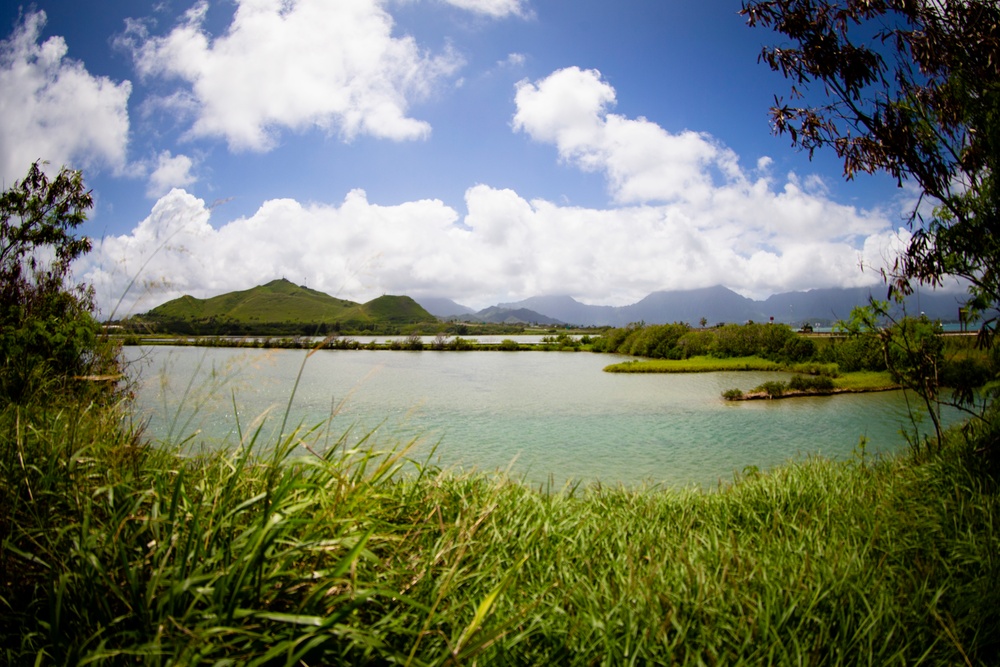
[127,346,954,488]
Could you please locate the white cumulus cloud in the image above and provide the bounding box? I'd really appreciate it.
[84,188,464,317]
[0,11,131,183]
[127,0,463,151]
[147,151,196,197]
[80,66,908,317]
[83,181,902,318]
[514,67,742,205]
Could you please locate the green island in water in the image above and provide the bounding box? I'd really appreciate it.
[604,357,901,398]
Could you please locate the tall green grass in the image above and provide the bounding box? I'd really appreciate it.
[2,389,998,664]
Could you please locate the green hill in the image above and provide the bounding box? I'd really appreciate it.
[139,279,436,334]
[363,294,438,323]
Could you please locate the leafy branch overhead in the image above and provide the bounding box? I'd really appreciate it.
[0,162,119,403]
[742,0,1000,334]
[0,161,92,281]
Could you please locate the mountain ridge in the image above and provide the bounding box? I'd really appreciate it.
[141,279,435,333]
[140,280,969,332]
[470,306,565,326]
[452,285,968,327]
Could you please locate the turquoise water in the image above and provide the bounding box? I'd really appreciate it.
[126,346,959,489]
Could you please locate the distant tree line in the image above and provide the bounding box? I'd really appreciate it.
[122,317,529,337]
[593,320,996,387]
[593,322,818,364]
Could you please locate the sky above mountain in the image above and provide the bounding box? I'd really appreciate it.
[1,0,921,316]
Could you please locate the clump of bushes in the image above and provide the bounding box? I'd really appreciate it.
[817,333,886,372]
[541,333,581,350]
[725,374,836,400]
[788,374,836,392]
[448,336,475,350]
[497,338,522,351]
[386,334,424,350]
[755,380,786,398]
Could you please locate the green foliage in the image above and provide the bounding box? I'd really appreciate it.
[677,329,714,358]
[404,333,424,350]
[541,332,582,351]
[820,334,886,373]
[839,304,951,444]
[941,357,994,406]
[885,315,945,394]
[712,322,799,360]
[4,393,998,664]
[595,322,812,363]
[620,322,689,358]
[0,162,120,404]
[590,321,643,353]
[755,380,786,398]
[447,336,475,351]
[606,356,782,373]
[743,0,1000,337]
[726,373,839,400]
[497,338,522,351]
[745,0,1000,461]
[833,302,1000,450]
[781,335,815,363]
[788,374,835,392]
[711,323,760,358]
[789,361,839,378]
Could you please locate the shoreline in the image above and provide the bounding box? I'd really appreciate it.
[727,385,901,401]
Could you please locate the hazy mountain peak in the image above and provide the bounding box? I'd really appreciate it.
[481,285,967,327]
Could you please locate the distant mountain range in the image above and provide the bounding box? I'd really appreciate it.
[414,297,475,318]
[470,306,566,326]
[138,279,970,333]
[416,285,969,327]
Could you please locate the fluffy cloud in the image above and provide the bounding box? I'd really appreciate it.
[84,188,464,317]
[81,66,907,317]
[441,0,529,18]
[127,0,462,151]
[84,181,901,317]
[514,67,745,206]
[0,11,131,182]
[146,151,196,197]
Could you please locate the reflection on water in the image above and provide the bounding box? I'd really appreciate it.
[126,346,962,489]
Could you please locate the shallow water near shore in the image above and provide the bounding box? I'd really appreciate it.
[126,345,962,488]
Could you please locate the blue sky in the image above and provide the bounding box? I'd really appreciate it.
[1,0,916,316]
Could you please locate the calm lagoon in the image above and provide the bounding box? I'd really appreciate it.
[126,345,955,489]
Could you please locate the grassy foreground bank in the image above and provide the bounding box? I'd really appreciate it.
[3,397,999,665]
